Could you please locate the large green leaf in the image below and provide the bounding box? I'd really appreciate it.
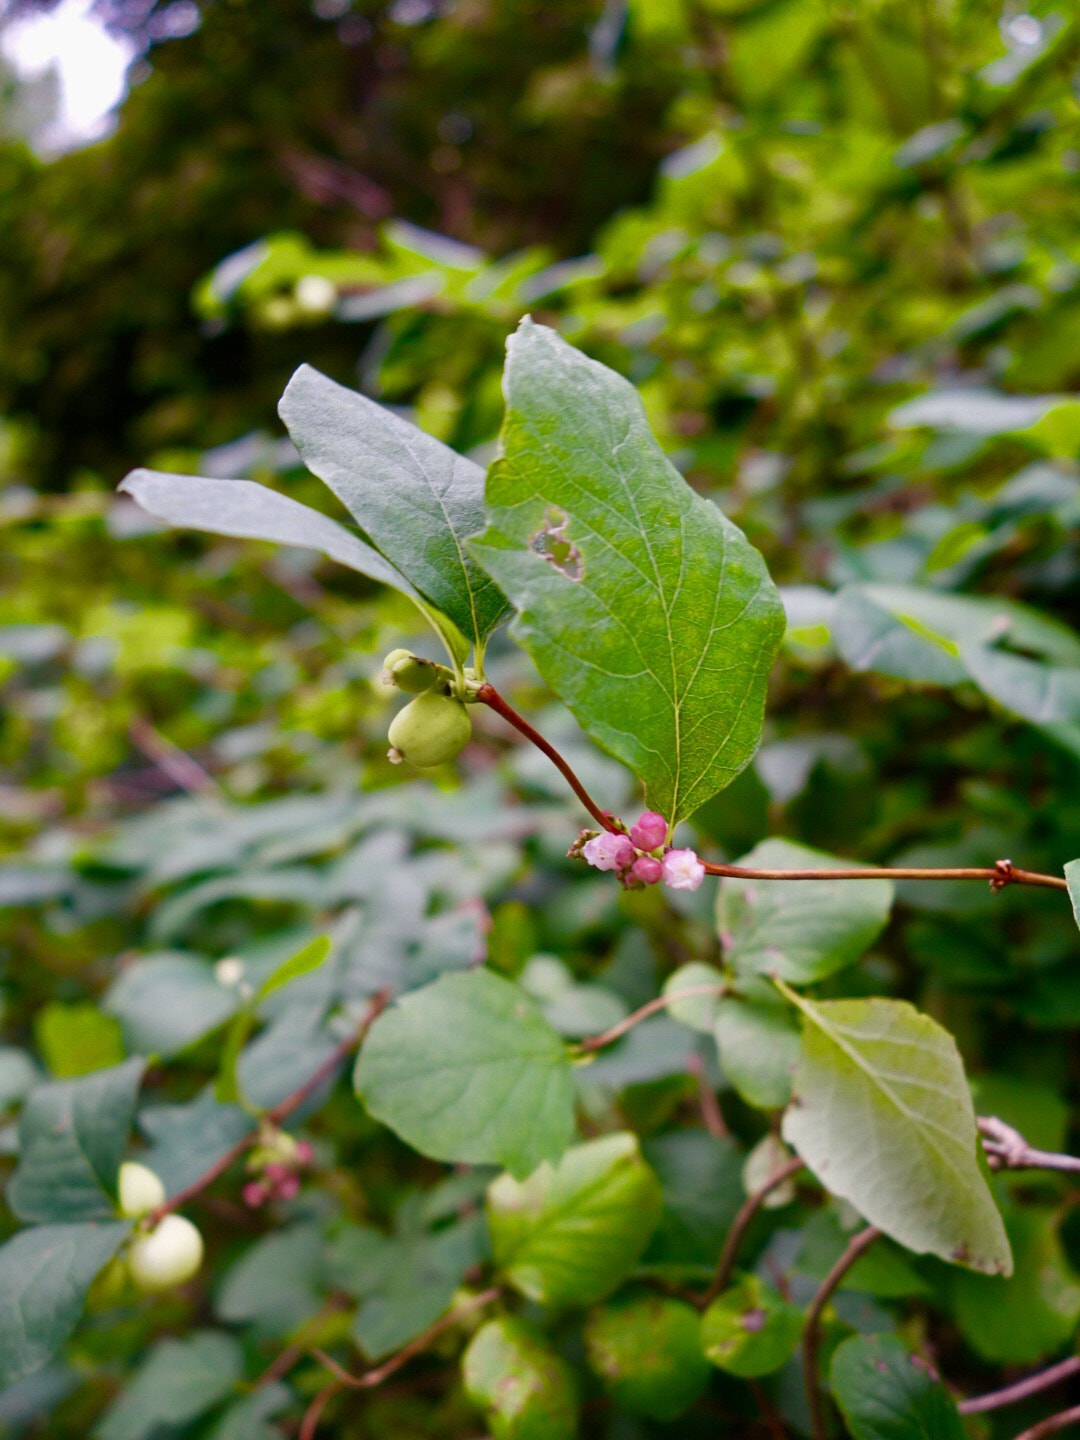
[487,1132,662,1306]
[830,1334,965,1440]
[583,1292,709,1420]
[701,1273,803,1378]
[7,1058,145,1223]
[779,986,1010,1274]
[104,953,240,1059]
[278,364,510,644]
[0,1222,130,1388]
[717,839,894,983]
[119,470,418,600]
[714,991,800,1109]
[468,319,784,821]
[1067,858,1080,934]
[354,969,575,1178]
[97,1332,243,1440]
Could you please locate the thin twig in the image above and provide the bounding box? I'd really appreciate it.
[702,857,1067,892]
[687,1052,728,1138]
[576,984,725,1053]
[804,1226,882,1440]
[310,1287,501,1390]
[960,1357,1080,1415]
[978,1116,1080,1175]
[1013,1404,1080,1440]
[129,717,224,799]
[474,683,618,831]
[299,1380,342,1440]
[149,994,389,1223]
[702,1157,805,1306]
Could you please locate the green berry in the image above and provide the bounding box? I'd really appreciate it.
[387,690,472,768]
[117,1161,166,1218]
[381,648,448,695]
[128,1214,204,1293]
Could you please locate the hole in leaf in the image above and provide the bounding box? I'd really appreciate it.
[530,506,584,582]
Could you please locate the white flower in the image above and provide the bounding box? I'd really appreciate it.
[662,848,705,892]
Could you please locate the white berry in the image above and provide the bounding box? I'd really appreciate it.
[118,1161,167,1218]
[128,1215,204,1293]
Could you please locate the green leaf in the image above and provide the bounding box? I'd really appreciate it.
[662,962,726,1031]
[716,839,893,983]
[206,1385,291,1440]
[256,934,331,1001]
[714,991,800,1109]
[487,1132,662,1306]
[104,953,240,1059]
[0,1222,130,1389]
[8,1058,145,1223]
[215,1227,325,1337]
[778,985,1011,1274]
[701,1273,803,1378]
[97,1332,243,1440]
[462,1316,577,1440]
[468,318,784,821]
[278,364,510,645]
[949,1207,1080,1364]
[119,469,419,601]
[354,969,575,1178]
[583,1292,709,1420]
[33,1003,125,1078]
[830,1334,964,1440]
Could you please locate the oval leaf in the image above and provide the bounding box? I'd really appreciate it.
[469,318,784,822]
[779,985,1011,1274]
[354,969,575,1178]
[830,1334,964,1440]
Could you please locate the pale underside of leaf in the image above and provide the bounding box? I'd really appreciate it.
[779,987,1010,1275]
[279,364,511,644]
[469,318,784,822]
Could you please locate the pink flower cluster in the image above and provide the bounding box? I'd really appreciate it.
[242,1138,314,1208]
[581,811,705,892]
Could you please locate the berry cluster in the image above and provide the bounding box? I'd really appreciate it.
[242,1132,314,1208]
[576,812,706,892]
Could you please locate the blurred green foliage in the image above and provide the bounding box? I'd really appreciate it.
[3,1,1080,1437]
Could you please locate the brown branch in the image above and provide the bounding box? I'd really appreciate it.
[299,1380,342,1440]
[978,1116,1080,1175]
[702,857,1067,893]
[804,1226,882,1440]
[702,1157,805,1306]
[576,984,726,1053]
[474,683,619,831]
[960,1357,1080,1416]
[310,1287,501,1391]
[129,717,224,799]
[1014,1404,1080,1440]
[149,994,389,1223]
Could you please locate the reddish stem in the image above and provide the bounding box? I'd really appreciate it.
[702,1157,805,1306]
[803,1227,882,1440]
[475,683,618,831]
[702,857,1067,892]
[960,1356,1080,1415]
[149,993,389,1223]
[1013,1404,1080,1440]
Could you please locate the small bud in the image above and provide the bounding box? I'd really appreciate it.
[629,811,668,851]
[118,1161,166,1218]
[214,956,244,987]
[662,848,706,892]
[381,648,447,695]
[294,274,337,316]
[582,832,636,872]
[275,1173,301,1201]
[128,1214,204,1293]
[387,690,472,768]
[630,854,663,885]
[243,1180,269,1208]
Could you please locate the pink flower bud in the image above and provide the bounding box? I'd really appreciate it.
[242,1181,268,1208]
[629,811,668,850]
[630,854,663,885]
[662,848,706,892]
[582,831,636,872]
[294,1140,314,1167]
[264,1162,291,1183]
[275,1173,301,1201]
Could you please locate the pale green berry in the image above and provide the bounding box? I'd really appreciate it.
[387,690,472,768]
[128,1215,204,1293]
[118,1161,167,1218]
[381,648,446,695]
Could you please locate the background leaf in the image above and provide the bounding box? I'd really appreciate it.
[7,1058,145,1223]
[830,1333,965,1440]
[354,969,576,1177]
[469,318,784,821]
[0,1223,130,1389]
[716,839,894,984]
[279,364,510,644]
[97,1332,243,1440]
[487,1132,662,1306]
[780,987,1011,1274]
